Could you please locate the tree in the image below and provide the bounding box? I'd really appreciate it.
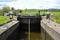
[0,10,4,16]
[2,6,10,13]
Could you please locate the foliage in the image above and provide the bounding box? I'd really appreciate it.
[2,6,10,13]
[51,15,60,23]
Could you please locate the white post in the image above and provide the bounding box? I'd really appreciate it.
[28,18,30,40]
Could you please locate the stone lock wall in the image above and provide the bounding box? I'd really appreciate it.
[41,19,60,40]
[0,21,19,40]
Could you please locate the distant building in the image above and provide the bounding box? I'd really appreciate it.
[4,12,9,16]
[4,11,13,16]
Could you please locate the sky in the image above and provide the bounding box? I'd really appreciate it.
[0,0,60,9]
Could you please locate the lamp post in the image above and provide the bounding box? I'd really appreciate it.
[9,11,13,21]
[9,7,14,21]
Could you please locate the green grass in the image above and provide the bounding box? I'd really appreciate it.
[40,11,46,16]
[51,18,60,24]
[52,11,60,15]
[22,10,37,16]
[0,16,11,26]
[51,15,60,24]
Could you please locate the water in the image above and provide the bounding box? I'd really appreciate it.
[22,32,41,40]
